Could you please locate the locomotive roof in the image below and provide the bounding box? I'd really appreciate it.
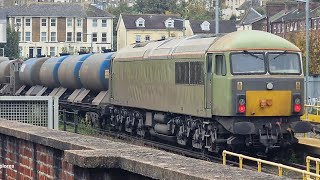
[209,30,300,52]
[114,30,300,61]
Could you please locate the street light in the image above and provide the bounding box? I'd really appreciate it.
[84,33,93,53]
[295,0,309,104]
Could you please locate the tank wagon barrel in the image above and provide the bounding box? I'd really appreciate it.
[39,56,69,89]
[19,57,49,86]
[58,54,92,90]
[79,53,113,92]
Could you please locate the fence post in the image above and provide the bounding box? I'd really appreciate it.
[278,166,283,177]
[239,157,243,169]
[257,161,262,173]
[63,109,66,131]
[316,161,319,180]
[222,151,226,165]
[74,110,78,133]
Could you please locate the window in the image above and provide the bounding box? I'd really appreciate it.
[281,24,284,33]
[136,17,145,27]
[41,18,47,26]
[268,53,301,75]
[273,24,276,33]
[92,19,97,27]
[314,19,317,30]
[145,35,150,41]
[19,47,22,57]
[102,33,107,42]
[50,32,56,42]
[51,18,56,26]
[175,62,189,84]
[77,19,82,27]
[166,19,174,28]
[67,32,72,41]
[215,55,226,76]
[294,22,297,31]
[67,18,72,27]
[92,33,97,42]
[201,21,210,31]
[50,47,55,57]
[135,35,141,43]
[231,53,265,74]
[102,19,107,27]
[15,18,21,25]
[76,32,82,42]
[18,32,21,42]
[286,24,289,32]
[277,24,281,33]
[25,32,30,42]
[41,32,46,42]
[25,18,31,26]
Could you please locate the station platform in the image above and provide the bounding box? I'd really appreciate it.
[298,137,320,154]
[0,119,285,180]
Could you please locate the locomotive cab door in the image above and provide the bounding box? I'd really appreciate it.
[205,54,213,109]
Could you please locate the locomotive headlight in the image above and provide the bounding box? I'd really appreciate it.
[266,82,273,90]
[239,99,245,105]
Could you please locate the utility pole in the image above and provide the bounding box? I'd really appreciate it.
[215,0,219,35]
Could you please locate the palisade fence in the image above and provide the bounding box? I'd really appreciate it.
[0,96,59,129]
[306,76,320,100]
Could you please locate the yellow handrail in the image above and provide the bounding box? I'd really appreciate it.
[306,156,320,180]
[222,150,320,180]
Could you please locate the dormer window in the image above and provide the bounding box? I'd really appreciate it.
[165,18,174,28]
[136,17,145,27]
[201,21,210,31]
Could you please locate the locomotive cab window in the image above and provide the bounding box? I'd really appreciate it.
[215,55,226,76]
[231,52,265,75]
[268,52,301,74]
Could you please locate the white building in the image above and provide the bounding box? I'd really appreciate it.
[3,3,113,58]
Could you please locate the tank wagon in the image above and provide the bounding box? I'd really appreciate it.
[0,30,311,154]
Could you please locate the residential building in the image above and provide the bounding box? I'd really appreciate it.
[237,7,266,31]
[264,7,320,38]
[188,20,236,35]
[116,14,189,50]
[2,3,113,58]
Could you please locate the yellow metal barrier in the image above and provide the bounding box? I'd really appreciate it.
[301,104,320,123]
[222,150,320,180]
[306,156,320,180]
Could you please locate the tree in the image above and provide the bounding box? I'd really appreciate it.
[133,0,178,14]
[287,31,320,75]
[107,2,134,51]
[0,25,19,59]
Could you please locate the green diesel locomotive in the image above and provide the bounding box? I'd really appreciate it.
[109,30,311,153]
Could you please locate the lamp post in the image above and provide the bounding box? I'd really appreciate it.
[215,0,219,35]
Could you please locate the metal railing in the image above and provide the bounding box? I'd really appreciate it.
[306,156,320,180]
[222,150,320,180]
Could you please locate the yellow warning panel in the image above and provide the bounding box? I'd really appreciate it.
[246,91,292,116]
[298,137,320,148]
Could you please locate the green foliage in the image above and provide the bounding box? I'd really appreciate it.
[0,25,19,59]
[229,14,237,21]
[133,0,178,14]
[287,31,320,75]
[107,2,133,51]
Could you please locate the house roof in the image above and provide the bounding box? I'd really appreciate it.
[1,4,113,18]
[120,14,183,30]
[238,8,265,25]
[271,6,320,23]
[189,20,236,34]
